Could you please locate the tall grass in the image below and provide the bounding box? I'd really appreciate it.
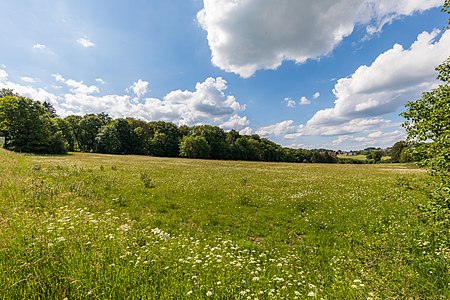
[0,149,448,298]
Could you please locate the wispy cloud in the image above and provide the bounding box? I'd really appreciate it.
[20,77,38,83]
[32,44,46,50]
[77,38,95,48]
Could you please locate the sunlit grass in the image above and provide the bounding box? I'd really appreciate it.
[0,149,448,298]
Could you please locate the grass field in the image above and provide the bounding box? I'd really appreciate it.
[337,154,369,161]
[0,149,448,299]
[337,154,391,163]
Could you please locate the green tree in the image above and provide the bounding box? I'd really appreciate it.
[95,118,134,154]
[402,59,450,179]
[371,150,383,163]
[54,118,76,151]
[191,125,229,159]
[77,114,102,152]
[0,94,66,154]
[179,135,210,159]
[47,119,68,154]
[42,101,58,118]
[146,121,181,157]
[64,115,83,150]
[179,125,191,138]
[231,137,258,161]
[311,151,321,163]
[0,89,18,98]
[390,141,407,163]
[97,112,112,127]
[399,147,413,163]
[401,0,450,244]
[147,131,170,157]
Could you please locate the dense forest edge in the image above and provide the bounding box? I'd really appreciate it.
[0,88,414,164]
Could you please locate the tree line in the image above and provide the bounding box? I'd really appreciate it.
[0,89,340,163]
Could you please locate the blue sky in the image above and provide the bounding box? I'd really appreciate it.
[0,0,449,150]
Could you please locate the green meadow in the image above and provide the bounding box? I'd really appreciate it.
[0,149,448,299]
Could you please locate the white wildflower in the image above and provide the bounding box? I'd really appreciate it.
[56,236,66,242]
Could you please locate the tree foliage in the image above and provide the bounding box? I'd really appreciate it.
[179,135,211,159]
[77,114,103,152]
[145,121,181,157]
[402,60,450,179]
[401,1,450,244]
[0,92,66,154]
[390,141,408,163]
[42,101,58,118]
[95,118,134,154]
[371,150,383,163]
[0,89,385,163]
[191,125,229,160]
[402,3,450,181]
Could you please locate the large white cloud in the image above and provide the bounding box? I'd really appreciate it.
[250,28,449,149]
[59,77,248,129]
[308,29,450,126]
[361,0,443,33]
[331,130,405,148]
[160,77,247,128]
[197,0,441,77]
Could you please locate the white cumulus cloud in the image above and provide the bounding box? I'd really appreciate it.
[299,96,311,106]
[256,120,301,138]
[160,77,247,128]
[131,79,149,98]
[283,97,296,108]
[197,0,441,77]
[308,29,450,127]
[332,130,405,148]
[5,75,248,131]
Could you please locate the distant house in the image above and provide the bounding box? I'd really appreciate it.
[0,137,5,145]
[344,151,357,156]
